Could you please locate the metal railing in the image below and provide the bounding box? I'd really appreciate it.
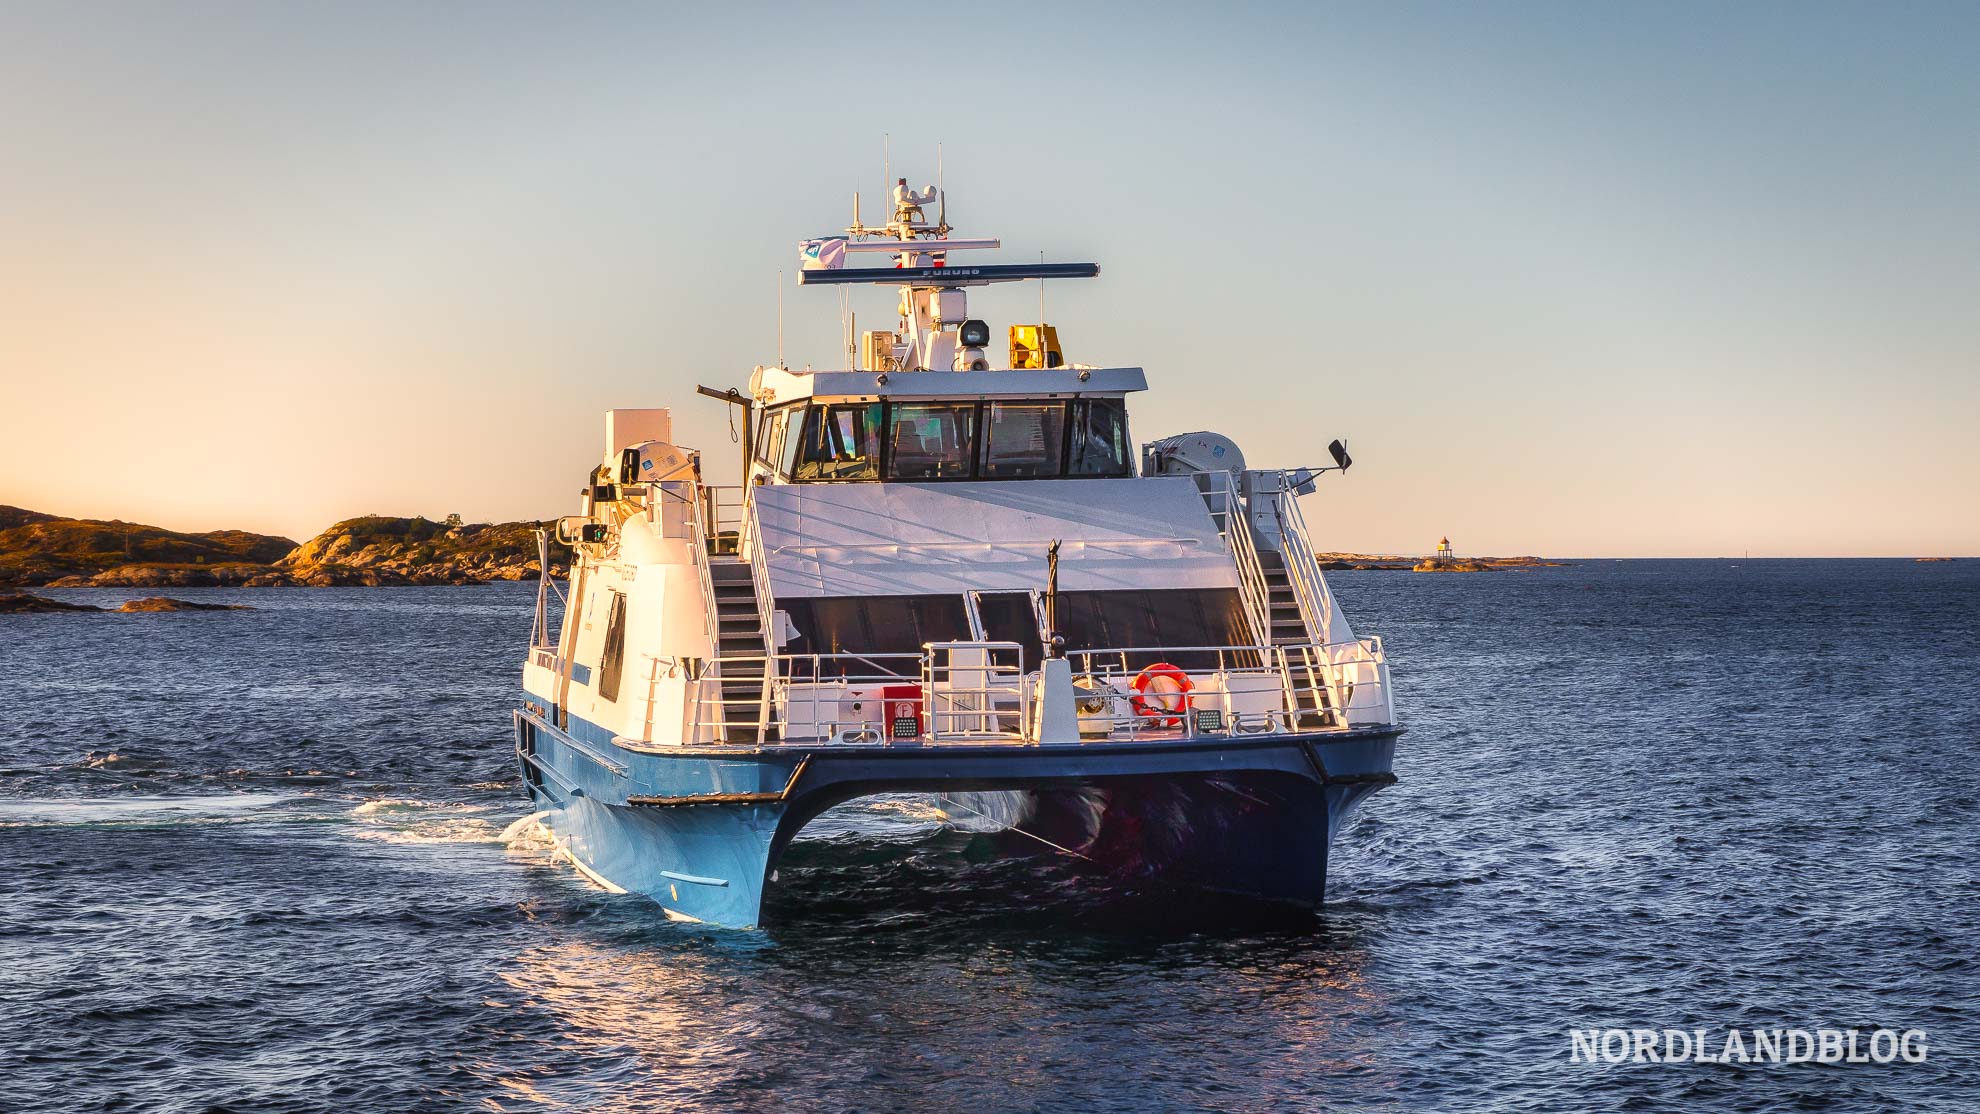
[684,644,1033,746]
[1197,471,1278,647]
[665,480,727,672]
[740,494,780,736]
[676,636,1390,747]
[1062,639,1393,738]
[629,480,781,745]
[701,484,746,556]
[921,641,1029,741]
[1270,474,1342,647]
[687,651,922,745]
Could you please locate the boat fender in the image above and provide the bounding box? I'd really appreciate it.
[1129,663,1193,728]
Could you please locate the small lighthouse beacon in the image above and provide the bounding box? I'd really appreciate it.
[1435,536,1453,563]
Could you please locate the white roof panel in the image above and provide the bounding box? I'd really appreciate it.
[751,478,1238,598]
[753,366,1147,406]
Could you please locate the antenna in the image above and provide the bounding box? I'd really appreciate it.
[883,133,890,208]
[838,287,853,368]
[1039,250,1046,323]
[937,141,945,232]
[777,271,785,368]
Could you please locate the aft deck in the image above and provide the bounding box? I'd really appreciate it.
[658,636,1395,749]
[528,459,1398,752]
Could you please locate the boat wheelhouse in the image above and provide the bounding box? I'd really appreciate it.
[513,177,1400,928]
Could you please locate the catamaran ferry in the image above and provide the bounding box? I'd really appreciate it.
[513,177,1401,928]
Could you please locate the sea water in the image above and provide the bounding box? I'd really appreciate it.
[2,560,1975,1111]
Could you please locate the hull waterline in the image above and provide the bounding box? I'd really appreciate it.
[516,705,1398,928]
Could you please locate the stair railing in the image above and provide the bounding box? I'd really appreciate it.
[1269,480,1398,725]
[1195,471,1276,650]
[676,481,726,660]
[669,480,728,745]
[1269,475,1341,647]
[741,496,780,743]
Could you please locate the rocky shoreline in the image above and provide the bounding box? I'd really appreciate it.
[0,592,253,614]
[2,507,570,589]
[1316,553,1567,572]
[4,503,1554,590]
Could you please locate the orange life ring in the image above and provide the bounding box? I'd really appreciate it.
[1130,662,1194,728]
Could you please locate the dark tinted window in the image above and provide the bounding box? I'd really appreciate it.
[794,403,883,481]
[781,595,972,661]
[1068,398,1131,476]
[597,590,628,702]
[1052,588,1252,670]
[979,402,1066,478]
[887,402,978,480]
[975,592,1040,651]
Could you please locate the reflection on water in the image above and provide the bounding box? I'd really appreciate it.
[6,567,1978,1109]
[483,886,1387,1113]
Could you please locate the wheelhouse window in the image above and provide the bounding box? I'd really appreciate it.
[1068,398,1131,476]
[784,398,1135,482]
[794,402,882,481]
[886,402,977,480]
[758,409,788,471]
[978,401,1066,478]
[753,412,773,464]
[776,407,805,476]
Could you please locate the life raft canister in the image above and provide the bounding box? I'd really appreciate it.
[1129,662,1194,728]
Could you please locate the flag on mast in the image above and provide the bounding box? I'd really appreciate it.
[798,237,848,270]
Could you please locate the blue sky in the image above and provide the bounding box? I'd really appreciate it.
[2,2,1975,555]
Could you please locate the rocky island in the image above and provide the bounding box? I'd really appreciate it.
[1314,552,1564,572]
[0,592,251,614]
[1,506,569,589]
[4,504,1550,590]
[0,505,296,588]
[267,516,571,586]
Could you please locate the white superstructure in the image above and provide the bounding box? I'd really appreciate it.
[522,181,1391,752]
[511,172,1403,930]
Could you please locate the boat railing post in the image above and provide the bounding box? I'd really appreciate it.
[531,527,551,648]
[1201,471,1275,649]
[922,645,938,741]
[1273,645,1300,729]
[744,496,780,740]
[681,663,700,745]
[1373,637,1396,725]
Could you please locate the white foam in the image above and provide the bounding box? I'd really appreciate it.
[347,797,510,845]
[350,797,440,816]
[499,810,553,844]
[0,793,293,828]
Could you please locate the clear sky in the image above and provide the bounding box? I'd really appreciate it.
[3,2,1975,557]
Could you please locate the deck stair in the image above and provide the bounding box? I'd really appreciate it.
[709,558,777,743]
[1255,546,1333,728]
[1256,548,1309,646]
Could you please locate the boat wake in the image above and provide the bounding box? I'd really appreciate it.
[347,797,511,845]
[0,793,300,829]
